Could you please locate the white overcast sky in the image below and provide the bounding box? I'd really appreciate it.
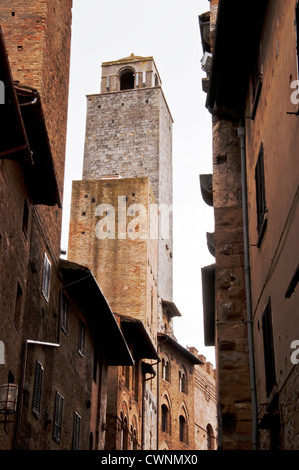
[61,0,215,365]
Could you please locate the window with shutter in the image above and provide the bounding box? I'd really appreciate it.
[60,292,69,335]
[41,253,51,301]
[53,392,64,443]
[255,143,268,246]
[72,412,81,450]
[32,361,44,418]
[78,320,85,357]
[262,298,276,397]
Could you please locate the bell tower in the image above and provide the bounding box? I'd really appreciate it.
[79,53,174,330]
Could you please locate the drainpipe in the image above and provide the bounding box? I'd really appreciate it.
[237,125,258,450]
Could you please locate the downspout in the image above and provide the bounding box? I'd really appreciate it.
[141,360,159,450]
[237,125,258,450]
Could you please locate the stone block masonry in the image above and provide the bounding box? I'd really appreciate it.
[82,78,174,326]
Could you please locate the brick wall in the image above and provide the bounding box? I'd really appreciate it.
[68,177,157,338]
[158,342,196,450]
[0,0,73,255]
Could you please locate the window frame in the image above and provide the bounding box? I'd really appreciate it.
[41,252,51,302]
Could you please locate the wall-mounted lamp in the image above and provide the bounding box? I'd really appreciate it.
[0,383,18,424]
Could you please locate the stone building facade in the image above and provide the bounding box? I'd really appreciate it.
[0,1,132,450]
[200,0,299,450]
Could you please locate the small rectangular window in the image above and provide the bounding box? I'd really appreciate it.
[32,361,44,418]
[22,199,29,239]
[60,292,69,335]
[42,253,51,301]
[53,392,64,444]
[14,282,23,330]
[255,143,267,245]
[78,320,85,357]
[72,412,81,450]
[251,47,263,119]
[262,298,276,397]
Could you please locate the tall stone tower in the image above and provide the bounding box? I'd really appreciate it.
[70,53,174,332]
[68,54,174,450]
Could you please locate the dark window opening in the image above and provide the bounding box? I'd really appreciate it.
[161,404,170,434]
[14,282,23,329]
[255,143,267,245]
[120,71,135,90]
[125,366,130,389]
[22,200,29,239]
[262,298,276,397]
[207,424,215,450]
[285,264,299,298]
[162,358,170,382]
[179,369,187,394]
[179,415,187,443]
[89,432,94,450]
[78,320,85,357]
[251,46,263,119]
[8,371,14,383]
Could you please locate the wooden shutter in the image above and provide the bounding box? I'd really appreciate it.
[32,361,44,417]
[60,292,69,334]
[255,143,266,233]
[72,412,81,450]
[41,253,51,301]
[53,392,64,443]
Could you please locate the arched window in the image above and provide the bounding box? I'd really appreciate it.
[161,404,170,434]
[120,68,135,90]
[162,356,170,382]
[179,367,187,394]
[120,409,129,450]
[207,424,215,450]
[123,416,129,450]
[179,415,187,443]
